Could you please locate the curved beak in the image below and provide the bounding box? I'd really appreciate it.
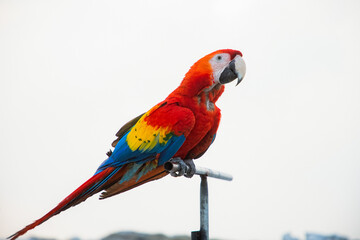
[219,55,246,86]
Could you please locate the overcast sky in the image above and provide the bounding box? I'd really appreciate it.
[1,0,360,240]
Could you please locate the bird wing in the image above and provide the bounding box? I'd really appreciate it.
[95,101,195,173]
[97,101,196,198]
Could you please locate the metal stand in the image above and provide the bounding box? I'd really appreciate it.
[191,175,209,240]
[164,161,233,240]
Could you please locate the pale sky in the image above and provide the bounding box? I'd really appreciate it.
[1,1,360,240]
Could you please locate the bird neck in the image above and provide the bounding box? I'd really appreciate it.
[167,76,225,110]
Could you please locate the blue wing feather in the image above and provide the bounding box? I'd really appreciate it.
[95,131,186,175]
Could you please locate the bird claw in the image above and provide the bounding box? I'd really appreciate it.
[169,157,186,177]
[169,157,195,178]
[184,159,195,178]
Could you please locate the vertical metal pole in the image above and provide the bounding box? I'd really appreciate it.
[191,175,209,240]
[200,175,209,240]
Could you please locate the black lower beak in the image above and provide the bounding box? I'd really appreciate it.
[219,61,237,85]
[219,55,246,86]
[219,60,243,86]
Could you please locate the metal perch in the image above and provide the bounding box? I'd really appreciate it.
[164,160,233,240]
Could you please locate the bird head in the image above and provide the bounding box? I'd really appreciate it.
[179,49,246,97]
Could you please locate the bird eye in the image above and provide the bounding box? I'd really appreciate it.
[216,55,222,61]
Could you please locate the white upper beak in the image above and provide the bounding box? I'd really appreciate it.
[233,55,246,86]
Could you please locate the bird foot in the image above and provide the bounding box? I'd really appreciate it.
[184,159,196,178]
[168,157,196,178]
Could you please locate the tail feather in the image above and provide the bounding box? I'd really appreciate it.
[8,167,116,240]
[100,165,168,199]
[9,161,169,240]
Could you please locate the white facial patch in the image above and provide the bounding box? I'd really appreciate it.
[209,53,231,83]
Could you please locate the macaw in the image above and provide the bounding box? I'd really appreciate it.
[9,49,246,240]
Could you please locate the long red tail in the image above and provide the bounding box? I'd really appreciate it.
[8,167,117,240]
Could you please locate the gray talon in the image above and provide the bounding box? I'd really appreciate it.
[168,158,196,178]
[169,157,187,177]
[184,159,196,178]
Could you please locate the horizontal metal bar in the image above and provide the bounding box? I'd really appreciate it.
[195,166,233,181]
[164,161,233,181]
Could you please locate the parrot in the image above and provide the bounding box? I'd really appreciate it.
[9,49,246,240]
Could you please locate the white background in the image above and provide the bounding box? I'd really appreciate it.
[1,0,359,239]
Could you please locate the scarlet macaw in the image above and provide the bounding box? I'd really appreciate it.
[9,49,246,239]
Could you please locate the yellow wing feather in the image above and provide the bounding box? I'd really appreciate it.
[126,107,172,152]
